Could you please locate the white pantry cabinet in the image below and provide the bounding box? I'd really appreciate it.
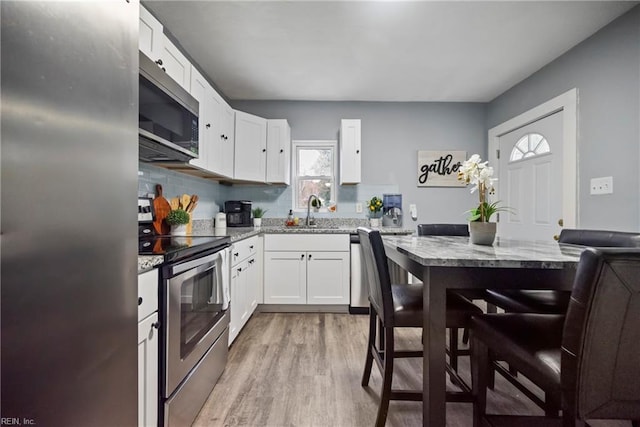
[340,119,361,184]
[266,120,291,184]
[229,236,262,345]
[138,269,159,427]
[139,6,163,61]
[263,234,350,305]
[234,111,267,182]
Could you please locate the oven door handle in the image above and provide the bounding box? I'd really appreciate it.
[173,262,217,284]
[168,251,221,277]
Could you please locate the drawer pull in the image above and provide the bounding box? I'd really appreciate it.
[152,322,160,329]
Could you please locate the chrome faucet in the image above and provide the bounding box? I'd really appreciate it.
[306,194,320,226]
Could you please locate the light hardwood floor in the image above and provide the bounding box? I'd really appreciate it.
[193,313,630,427]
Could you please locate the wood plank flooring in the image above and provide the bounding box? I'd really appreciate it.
[193,313,631,427]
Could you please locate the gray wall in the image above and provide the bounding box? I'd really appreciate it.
[487,6,640,231]
[231,101,486,227]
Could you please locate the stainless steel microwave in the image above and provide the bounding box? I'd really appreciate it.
[138,52,199,162]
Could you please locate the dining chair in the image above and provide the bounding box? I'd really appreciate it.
[471,247,640,427]
[358,227,482,427]
[482,229,640,401]
[484,229,640,315]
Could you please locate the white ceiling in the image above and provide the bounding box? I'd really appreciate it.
[144,1,637,102]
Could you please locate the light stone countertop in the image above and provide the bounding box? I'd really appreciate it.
[138,221,415,272]
[138,255,164,274]
[382,235,584,269]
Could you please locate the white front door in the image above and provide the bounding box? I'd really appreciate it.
[497,111,564,240]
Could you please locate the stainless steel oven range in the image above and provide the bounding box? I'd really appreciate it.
[139,232,230,427]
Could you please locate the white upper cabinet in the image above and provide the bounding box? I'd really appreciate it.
[340,119,361,184]
[160,36,191,91]
[139,6,191,91]
[234,111,267,183]
[189,67,210,170]
[210,94,235,179]
[220,104,236,179]
[139,6,163,61]
[266,120,291,185]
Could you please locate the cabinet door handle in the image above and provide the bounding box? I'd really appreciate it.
[300,254,305,260]
[262,148,266,152]
[249,245,254,249]
[152,322,160,329]
[155,59,163,66]
[206,123,211,129]
[237,267,242,273]
[138,297,143,306]
[308,254,312,260]
[280,149,284,153]
[356,149,360,154]
[234,252,239,257]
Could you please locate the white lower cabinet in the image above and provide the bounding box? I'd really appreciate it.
[264,235,350,305]
[229,236,262,345]
[264,251,307,304]
[137,269,159,427]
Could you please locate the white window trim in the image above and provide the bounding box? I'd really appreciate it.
[291,139,338,213]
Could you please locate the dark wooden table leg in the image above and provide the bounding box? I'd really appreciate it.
[422,266,447,427]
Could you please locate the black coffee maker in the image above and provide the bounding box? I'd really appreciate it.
[225,201,252,227]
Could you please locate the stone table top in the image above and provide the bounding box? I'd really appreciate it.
[382,235,584,269]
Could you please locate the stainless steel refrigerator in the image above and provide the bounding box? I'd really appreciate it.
[1,2,139,425]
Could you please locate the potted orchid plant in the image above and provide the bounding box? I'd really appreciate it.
[457,154,511,245]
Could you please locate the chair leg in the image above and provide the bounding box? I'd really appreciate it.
[362,307,376,387]
[471,336,489,427]
[449,328,459,373]
[462,327,470,345]
[375,326,395,427]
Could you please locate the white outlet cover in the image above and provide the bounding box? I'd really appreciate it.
[355,202,363,213]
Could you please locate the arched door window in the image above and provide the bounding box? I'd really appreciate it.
[509,133,550,162]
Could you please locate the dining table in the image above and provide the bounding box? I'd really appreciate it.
[381,235,584,427]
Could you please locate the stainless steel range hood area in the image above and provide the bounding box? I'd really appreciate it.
[139,51,200,163]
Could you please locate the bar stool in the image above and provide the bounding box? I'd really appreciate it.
[471,248,640,427]
[358,227,482,427]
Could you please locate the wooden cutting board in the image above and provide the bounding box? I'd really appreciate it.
[153,184,171,235]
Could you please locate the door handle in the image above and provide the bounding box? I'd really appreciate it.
[558,218,564,227]
[553,234,560,241]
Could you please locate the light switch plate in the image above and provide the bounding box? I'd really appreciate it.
[356,202,363,213]
[590,176,613,195]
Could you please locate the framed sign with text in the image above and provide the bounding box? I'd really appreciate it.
[417,150,467,187]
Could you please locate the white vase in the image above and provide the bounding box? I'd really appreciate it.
[370,218,381,228]
[253,218,262,227]
[469,222,496,245]
[170,224,187,236]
